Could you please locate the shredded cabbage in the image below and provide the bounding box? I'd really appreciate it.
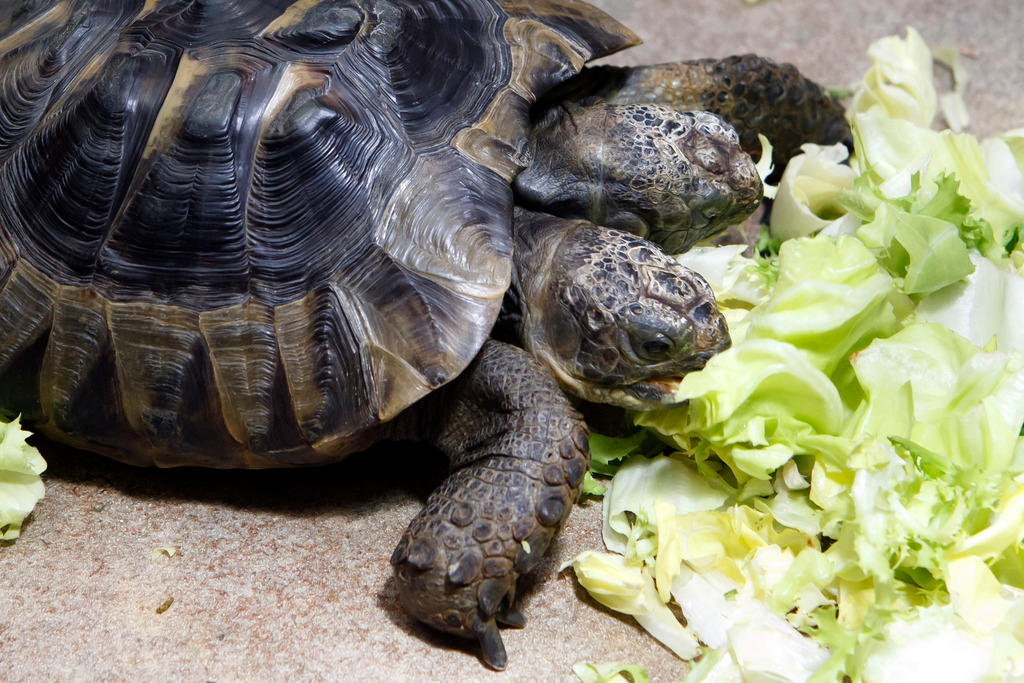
[0,417,46,541]
[770,143,857,240]
[572,26,1024,682]
[573,661,652,683]
[848,27,936,127]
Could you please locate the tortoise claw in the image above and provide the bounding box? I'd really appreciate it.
[478,578,510,618]
[474,619,507,671]
[497,606,526,629]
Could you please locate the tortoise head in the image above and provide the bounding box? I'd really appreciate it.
[514,210,729,409]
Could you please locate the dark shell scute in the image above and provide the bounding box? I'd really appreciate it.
[247,78,403,304]
[0,0,59,41]
[262,1,364,55]
[2,49,177,283]
[122,0,295,49]
[0,7,90,165]
[383,1,505,152]
[0,5,144,164]
[94,70,250,308]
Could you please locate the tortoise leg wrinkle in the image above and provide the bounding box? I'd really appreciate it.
[390,340,588,670]
[558,56,851,172]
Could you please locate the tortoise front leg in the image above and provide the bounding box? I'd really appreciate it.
[390,340,588,670]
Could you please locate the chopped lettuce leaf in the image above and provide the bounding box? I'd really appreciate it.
[580,469,830,680]
[727,603,830,681]
[602,454,728,555]
[950,486,1024,562]
[756,225,782,257]
[572,551,649,614]
[589,431,648,476]
[947,556,1009,633]
[849,323,1024,472]
[742,235,909,377]
[582,471,609,497]
[0,417,46,541]
[573,662,651,683]
[638,338,845,483]
[572,551,702,659]
[585,431,664,498]
[672,567,830,680]
[571,25,1024,683]
[680,649,739,683]
[855,202,974,294]
[639,234,909,486]
[849,115,1024,262]
[770,143,857,240]
[848,27,937,127]
[755,133,778,199]
[859,605,999,682]
[931,46,971,132]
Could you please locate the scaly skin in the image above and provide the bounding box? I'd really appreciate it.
[390,340,589,670]
[511,208,729,408]
[557,55,852,174]
[515,102,762,253]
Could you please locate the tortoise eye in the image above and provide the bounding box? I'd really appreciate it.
[633,332,674,362]
[643,338,671,357]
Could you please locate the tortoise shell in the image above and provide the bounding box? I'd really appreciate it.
[0,0,636,467]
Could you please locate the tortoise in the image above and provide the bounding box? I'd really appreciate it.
[0,0,849,669]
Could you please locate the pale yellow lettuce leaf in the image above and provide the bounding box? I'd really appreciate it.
[0,417,46,541]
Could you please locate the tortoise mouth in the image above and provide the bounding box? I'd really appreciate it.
[621,375,686,407]
[571,374,690,410]
[536,345,718,409]
[617,349,721,408]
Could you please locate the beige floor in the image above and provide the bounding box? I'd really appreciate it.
[2,1,1022,681]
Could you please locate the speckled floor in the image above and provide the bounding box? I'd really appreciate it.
[2,1,1022,681]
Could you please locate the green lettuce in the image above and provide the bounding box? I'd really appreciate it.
[848,27,936,127]
[0,417,46,541]
[572,458,830,682]
[583,431,651,496]
[571,24,1024,682]
[638,234,908,488]
[848,115,1024,263]
[770,143,857,241]
[573,661,651,683]
[572,548,702,660]
[578,300,1024,681]
[855,200,974,294]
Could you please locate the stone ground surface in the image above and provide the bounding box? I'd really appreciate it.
[2,1,1022,681]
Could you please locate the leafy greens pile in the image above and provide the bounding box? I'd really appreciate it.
[572,27,1024,683]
